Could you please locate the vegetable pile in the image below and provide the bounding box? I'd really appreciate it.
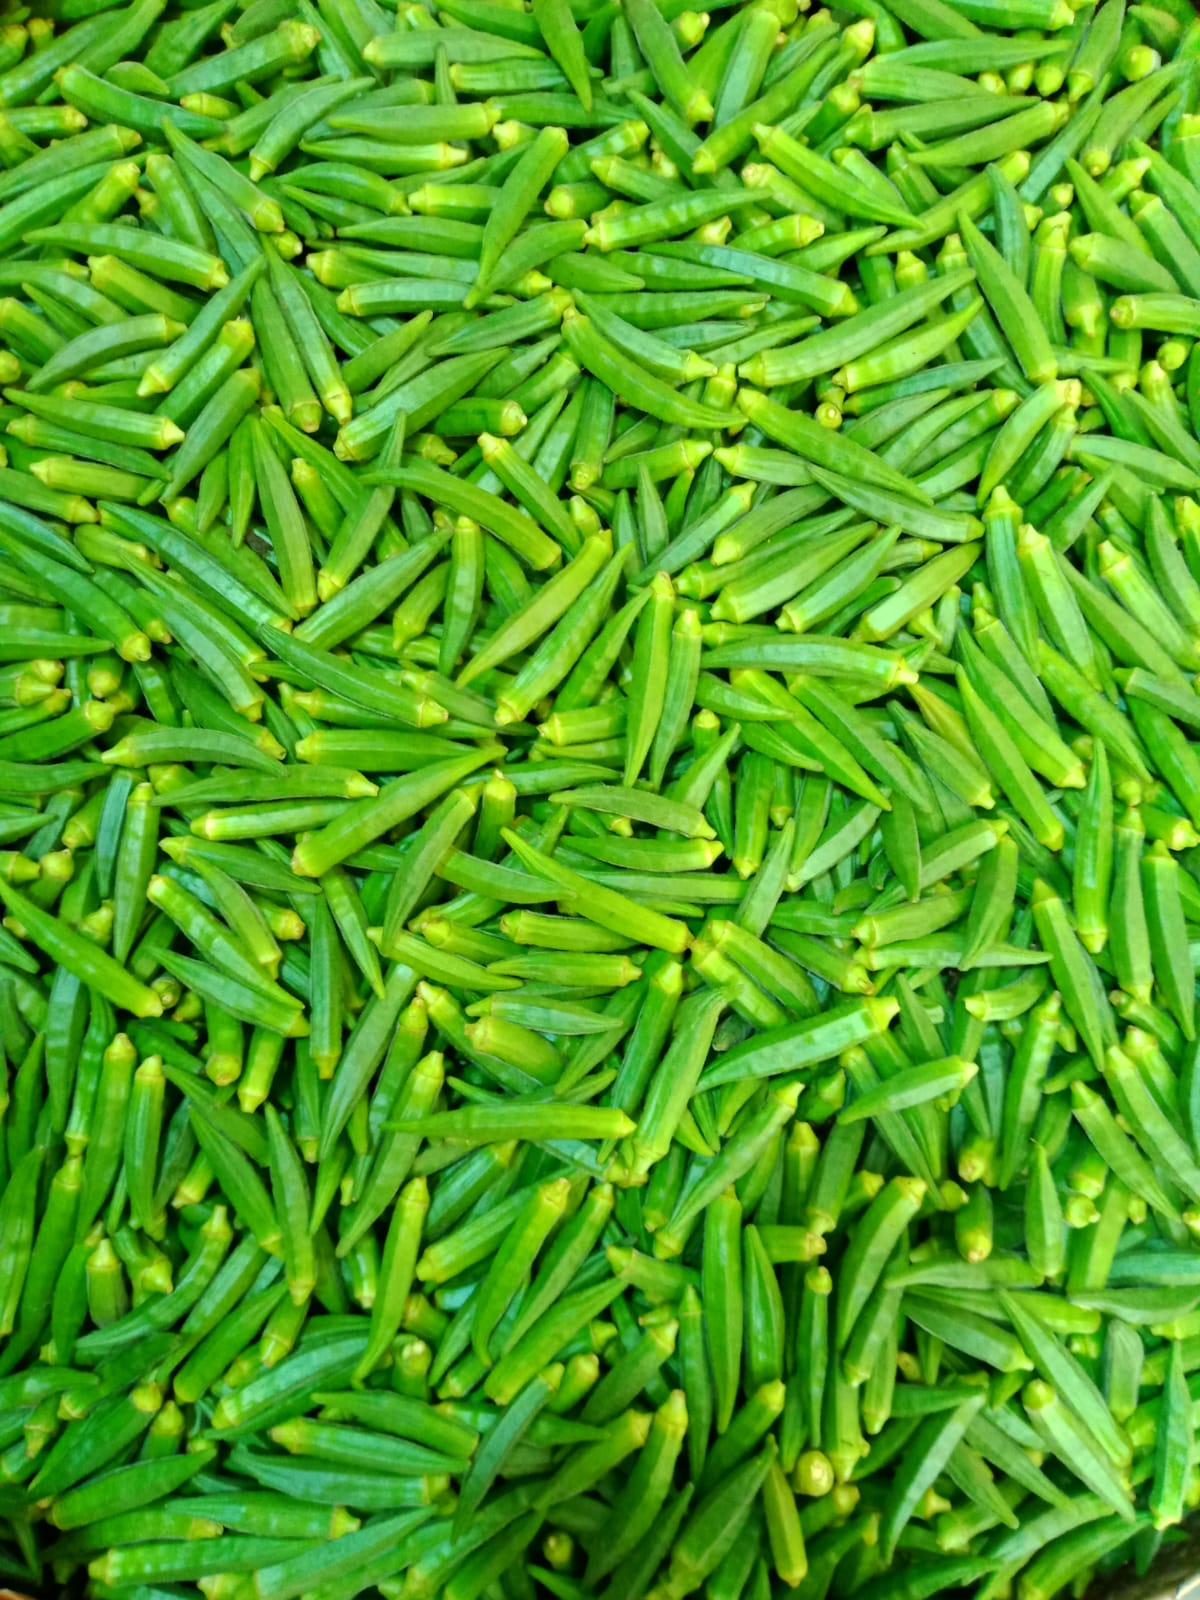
[6,0,1200,1595]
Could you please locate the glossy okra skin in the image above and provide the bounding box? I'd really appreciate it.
[4,0,1200,1597]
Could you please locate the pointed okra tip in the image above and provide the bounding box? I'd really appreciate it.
[1070,1078,1100,1116]
[611,1110,637,1140]
[865,995,900,1033]
[606,1244,633,1280]
[1030,877,1061,910]
[895,1175,927,1208]
[773,1080,805,1115]
[685,88,714,126]
[985,484,1021,520]
[1022,1379,1057,1415]
[755,1379,788,1420]
[1105,1040,1137,1080]
[269,1418,306,1452]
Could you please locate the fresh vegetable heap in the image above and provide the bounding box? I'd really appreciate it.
[5,0,1200,1595]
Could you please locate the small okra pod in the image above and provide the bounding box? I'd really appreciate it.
[1021,1378,1135,1522]
[471,124,569,305]
[1030,878,1115,1072]
[122,1053,164,1237]
[631,989,726,1177]
[1140,839,1195,1040]
[0,1145,44,1338]
[471,1177,571,1369]
[1103,1043,1200,1203]
[264,1107,316,1307]
[1024,1144,1066,1282]
[879,1395,987,1561]
[1070,1080,1179,1221]
[668,1439,780,1594]
[1149,1337,1192,1530]
[1109,806,1154,1006]
[835,1176,926,1353]
[702,1187,745,1438]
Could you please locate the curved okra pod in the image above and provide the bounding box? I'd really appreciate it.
[563,309,740,431]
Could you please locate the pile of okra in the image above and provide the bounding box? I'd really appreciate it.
[11,0,1200,1595]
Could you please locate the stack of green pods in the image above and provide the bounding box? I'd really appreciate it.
[3,0,1200,1596]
